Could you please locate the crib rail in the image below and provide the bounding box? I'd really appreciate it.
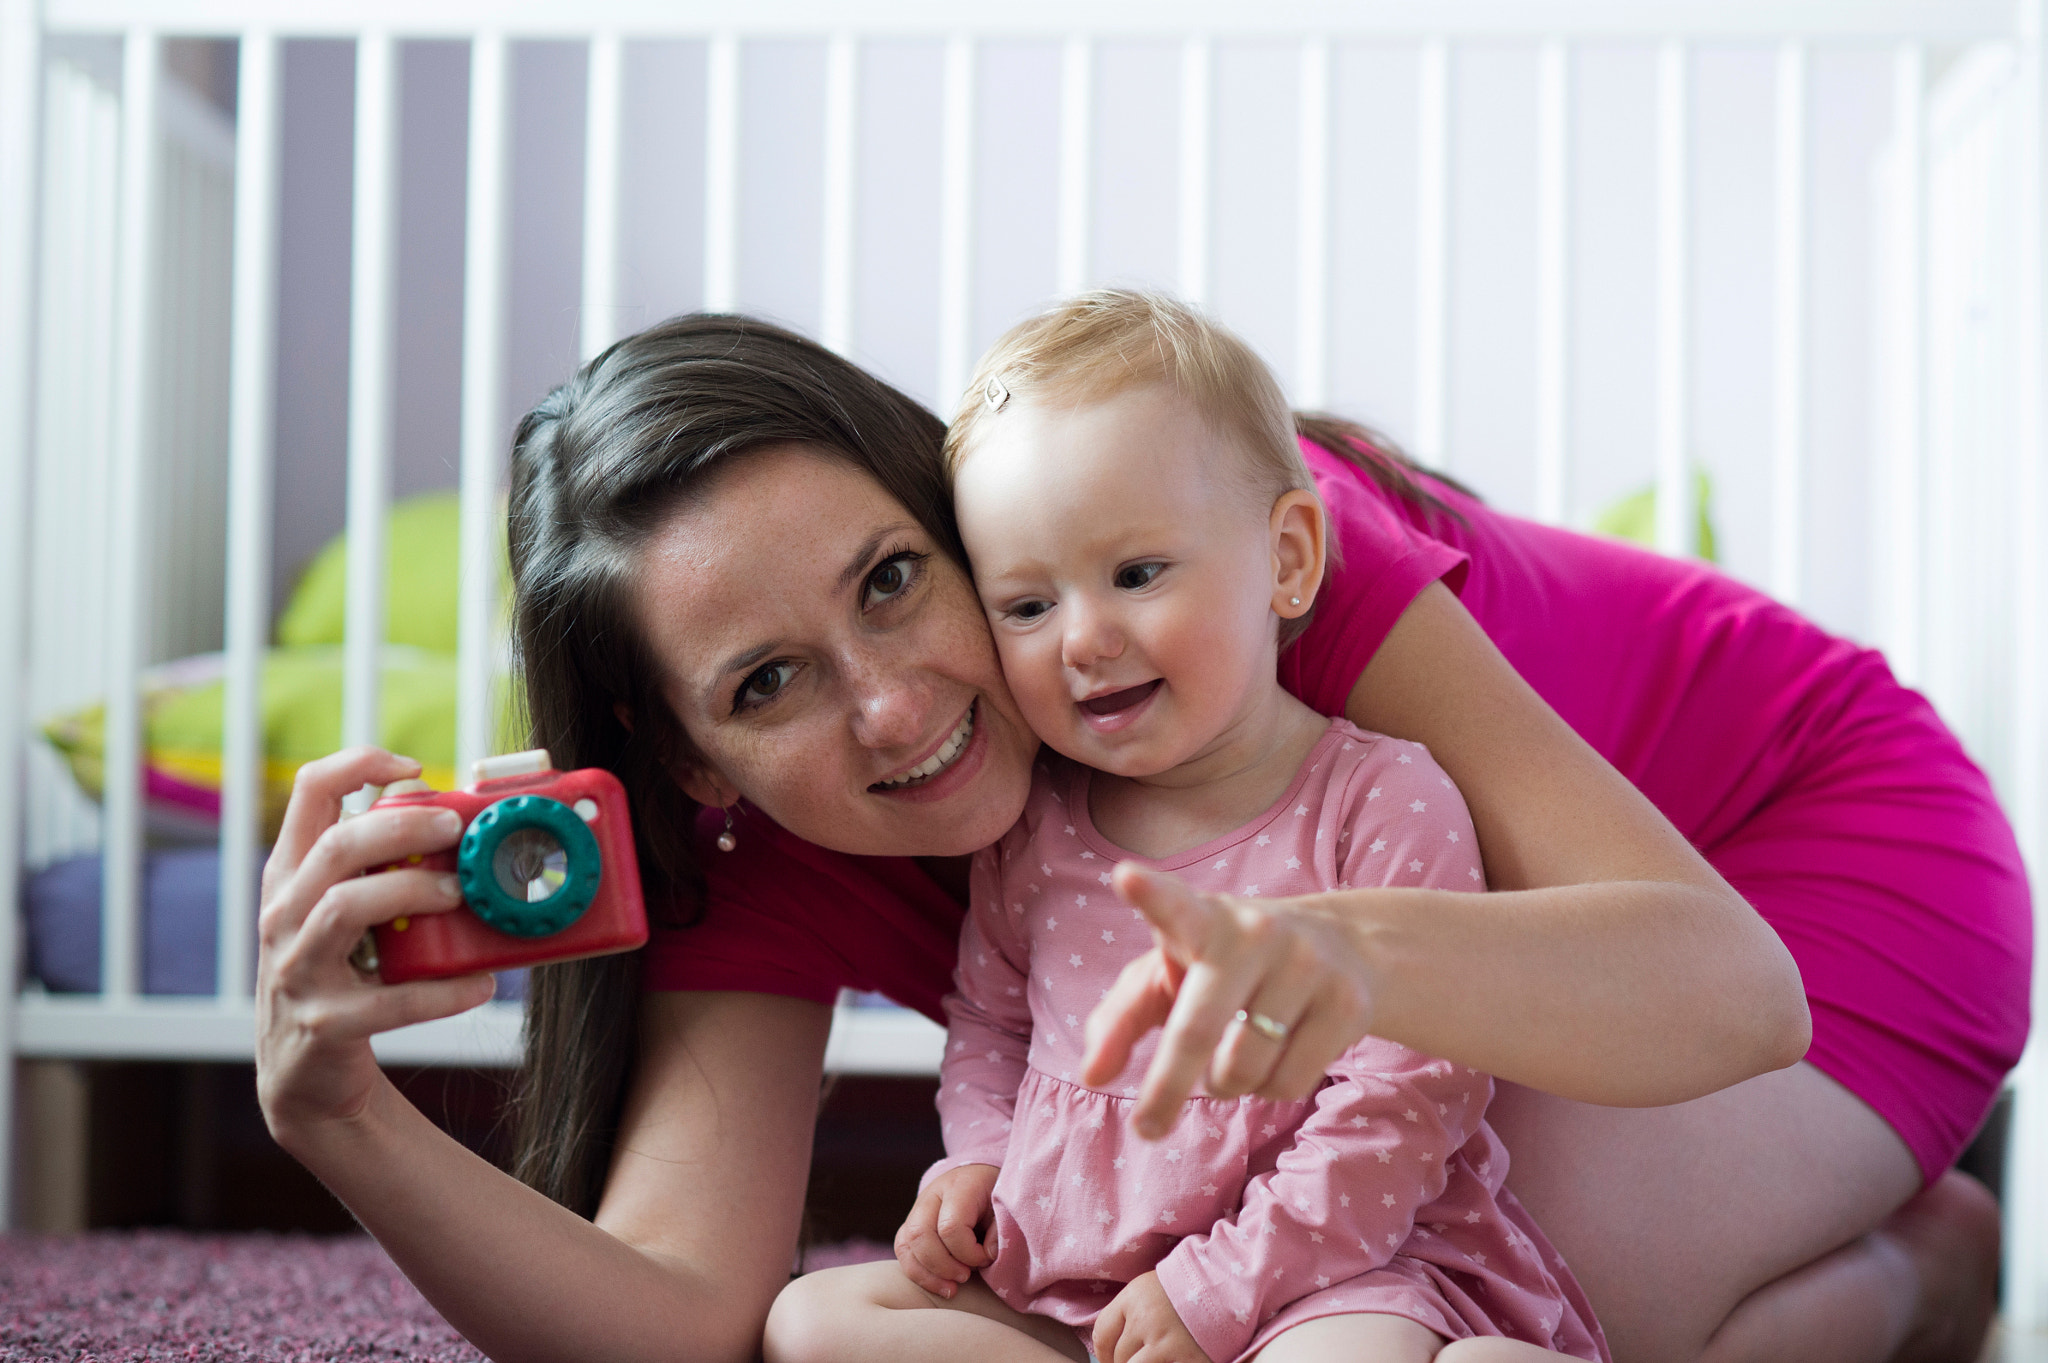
[1,0,2043,1313]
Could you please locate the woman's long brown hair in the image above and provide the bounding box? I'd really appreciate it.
[505,320,1463,1219]
[506,314,960,1217]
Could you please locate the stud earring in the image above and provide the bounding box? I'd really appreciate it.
[1289,596,1302,607]
[717,806,737,852]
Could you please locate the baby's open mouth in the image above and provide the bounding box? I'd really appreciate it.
[1079,681,1161,716]
[873,703,977,790]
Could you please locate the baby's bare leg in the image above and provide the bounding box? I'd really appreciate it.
[1253,1314,1578,1363]
[764,1260,1087,1363]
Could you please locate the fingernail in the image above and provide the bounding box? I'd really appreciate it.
[433,809,463,836]
[437,873,462,899]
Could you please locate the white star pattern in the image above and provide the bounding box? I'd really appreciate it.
[928,736,1547,1329]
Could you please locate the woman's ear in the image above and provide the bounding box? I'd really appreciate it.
[1269,488,1327,621]
[677,764,739,811]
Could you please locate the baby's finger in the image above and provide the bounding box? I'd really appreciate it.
[934,1188,991,1269]
[271,748,425,877]
[1081,952,1174,1088]
[1091,1298,1126,1363]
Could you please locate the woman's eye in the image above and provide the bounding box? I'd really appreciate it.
[737,661,796,709]
[863,551,926,610]
[1115,562,1164,591]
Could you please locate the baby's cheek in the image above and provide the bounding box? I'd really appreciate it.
[992,633,1071,740]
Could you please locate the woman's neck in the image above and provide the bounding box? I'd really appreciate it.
[1086,687,1329,860]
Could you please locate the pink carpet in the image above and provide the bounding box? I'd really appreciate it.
[0,1232,482,1361]
[0,1231,898,1360]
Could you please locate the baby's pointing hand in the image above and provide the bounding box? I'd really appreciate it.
[893,1162,998,1299]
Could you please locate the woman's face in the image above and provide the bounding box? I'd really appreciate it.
[636,444,1039,858]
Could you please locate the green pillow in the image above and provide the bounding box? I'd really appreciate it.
[1592,469,1719,563]
[276,492,507,654]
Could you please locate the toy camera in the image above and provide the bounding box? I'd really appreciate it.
[362,750,648,983]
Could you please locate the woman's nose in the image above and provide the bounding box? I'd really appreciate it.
[846,656,935,751]
[1061,599,1125,671]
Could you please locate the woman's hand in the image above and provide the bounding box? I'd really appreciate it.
[1081,864,1374,1140]
[1091,1271,1211,1363]
[893,1163,999,1298]
[255,748,496,1149]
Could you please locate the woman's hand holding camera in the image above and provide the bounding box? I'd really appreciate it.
[254,747,496,1150]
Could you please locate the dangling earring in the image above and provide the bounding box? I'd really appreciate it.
[717,805,738,852]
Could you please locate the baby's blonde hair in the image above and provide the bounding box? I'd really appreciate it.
[945,289,1317,510]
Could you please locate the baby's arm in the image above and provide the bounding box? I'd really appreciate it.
[1152,737,1490,1363]
[899,846,1034,1294]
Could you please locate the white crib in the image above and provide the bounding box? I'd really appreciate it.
[0,0,2043,1325]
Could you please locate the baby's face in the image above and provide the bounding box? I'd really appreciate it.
[953,383,1290,779]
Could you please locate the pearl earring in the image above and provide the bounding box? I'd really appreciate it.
[717,806,737,852]
[1289,596,1301,607]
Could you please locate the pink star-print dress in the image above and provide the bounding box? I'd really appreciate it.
[925,720,1608,1363]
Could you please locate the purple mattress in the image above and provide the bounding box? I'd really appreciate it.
[22,850,524,1001]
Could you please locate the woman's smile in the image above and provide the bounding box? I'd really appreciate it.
[636,445,1038,857]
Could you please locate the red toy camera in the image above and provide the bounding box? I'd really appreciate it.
[362,750,648,983]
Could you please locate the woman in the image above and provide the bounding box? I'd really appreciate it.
[255,314,2025,1363]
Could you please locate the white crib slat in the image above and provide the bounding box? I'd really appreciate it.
[1414,39,1449,468]
[219,30,280,1003]
[458,32,509,779]
[936,35,974,406]
[819,33,856,356]
[1056,36,1092,296]
[103,26,161,1003]
[1294,38,1331,409]
[2004,0,2048,1330]
[0,0,43,1229]
[702,34,738,313]
[1883,44,1926,685]
[1177,35,1210,308]
[1770,42,1807,605]
[343,32,396,753]
[1653,40,1692,559]
[1534,38,1570,526]
[580,30,622,363]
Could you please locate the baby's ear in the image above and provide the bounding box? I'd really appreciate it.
[1269,489,1327,620]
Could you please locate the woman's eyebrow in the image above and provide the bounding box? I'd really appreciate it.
[836,523,917,591]
[712,642,776,689]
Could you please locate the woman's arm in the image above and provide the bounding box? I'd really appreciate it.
[1341,580,1809,1101]
[258,749,829,1363]
[1085,584,1809,1124]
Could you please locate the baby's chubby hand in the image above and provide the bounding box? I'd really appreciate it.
[893,1162,999,1299]
[1092,1271,1212,1363]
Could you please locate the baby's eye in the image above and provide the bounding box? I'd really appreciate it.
[736,661,796,710]
[1009,600,1052,623]
[1114,562,1165,591]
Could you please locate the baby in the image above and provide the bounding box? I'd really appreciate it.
[766,292,1605,1363]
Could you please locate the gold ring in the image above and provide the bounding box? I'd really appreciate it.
[1235,1008,1289,1044]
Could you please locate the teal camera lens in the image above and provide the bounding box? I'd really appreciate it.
[456,795,602,937]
